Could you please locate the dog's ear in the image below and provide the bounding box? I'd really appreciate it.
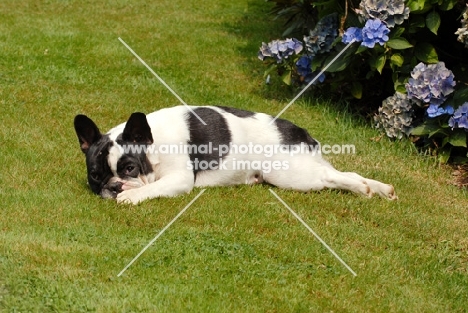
[74,115,102,154]
[122,112,154,144]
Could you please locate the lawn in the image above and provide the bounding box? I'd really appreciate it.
[1,0,467,312]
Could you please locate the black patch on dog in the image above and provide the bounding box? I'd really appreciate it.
[274,118,319,148]
[84,135,115,195]
[116,152,154,178]
[115,112,153,178]
[74,114,115,195]
[121,112,154,144]
[216,105,256,118]
[115,112,155,177]
[186,107,232,175]
[109,112,154,194]
[74,114,102,154]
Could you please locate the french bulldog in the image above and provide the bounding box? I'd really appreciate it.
[74,105,397,204]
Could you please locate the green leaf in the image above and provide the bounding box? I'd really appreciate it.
[263,64,277,77]
[325,58,350,72]
[375,55,386,74]
[439,0,457,11]
[408,15,426,33]
[386,38,413,50]
[415,42,438,63]
[393,72,408,93]
[448,130,467,147]
[426,11,441,35]
[407,0,426,12]
[350,82,362,99]
[282,24,297,37]
[453,86,468,107]
[311,55,324,72]
[390,54,404,68]
[356,45,367,54]
[322,46,357,73]
[428,128,448,138]
[281,70,292,85]
[389,27,405,39]
[411,122,440,136]
[442,136,450,147]
[396,84,407,93]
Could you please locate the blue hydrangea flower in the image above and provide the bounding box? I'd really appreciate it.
[342,27,363,44]
[258,38,303,63]
[427,104,454,118]
[358,0,410,28]
[304,13,338,56]
[406,62,456,105]
[315,72,326,84]
[296,55,312,77]
[448,102,468,129]
[295,55,325,84]
[361,19,390,48]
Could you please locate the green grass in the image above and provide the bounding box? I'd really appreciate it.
[1,0,468,312]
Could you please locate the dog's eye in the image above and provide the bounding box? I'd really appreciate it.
[90,171,100,181]
[125,166,135,174]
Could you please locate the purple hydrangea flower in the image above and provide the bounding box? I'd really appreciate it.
[427,104,454,118]
[285,38,303,54]
[295,55,326,84]
[361,19,390,48]
[448,102,468,129]
[406,62,456,105]
[258,38,303,63]
[342,27,363,44]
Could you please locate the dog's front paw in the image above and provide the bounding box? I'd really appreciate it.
[116,189,146,205]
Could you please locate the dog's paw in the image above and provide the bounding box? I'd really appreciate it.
[385,184,398,200]
[364,179,398,200]
[372,183,398,200]
[116,189,146,205]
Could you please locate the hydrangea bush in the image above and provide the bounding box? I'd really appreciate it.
[260,0,468,163]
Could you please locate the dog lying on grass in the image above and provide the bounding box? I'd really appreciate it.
[74,105,397,204]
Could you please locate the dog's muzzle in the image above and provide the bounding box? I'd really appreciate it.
[101,180,124,199]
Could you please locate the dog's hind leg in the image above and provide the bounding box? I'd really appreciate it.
[264,155,373,197]
[340,172,397,200]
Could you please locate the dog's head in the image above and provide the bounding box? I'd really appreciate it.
[74,112,154,199]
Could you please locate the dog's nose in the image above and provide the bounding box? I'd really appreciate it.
[101,181,124,199]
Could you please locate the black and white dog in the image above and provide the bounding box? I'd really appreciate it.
[74,105,397,204]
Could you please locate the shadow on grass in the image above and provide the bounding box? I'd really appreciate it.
[220,0,376,132]
[220,0,296,101]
